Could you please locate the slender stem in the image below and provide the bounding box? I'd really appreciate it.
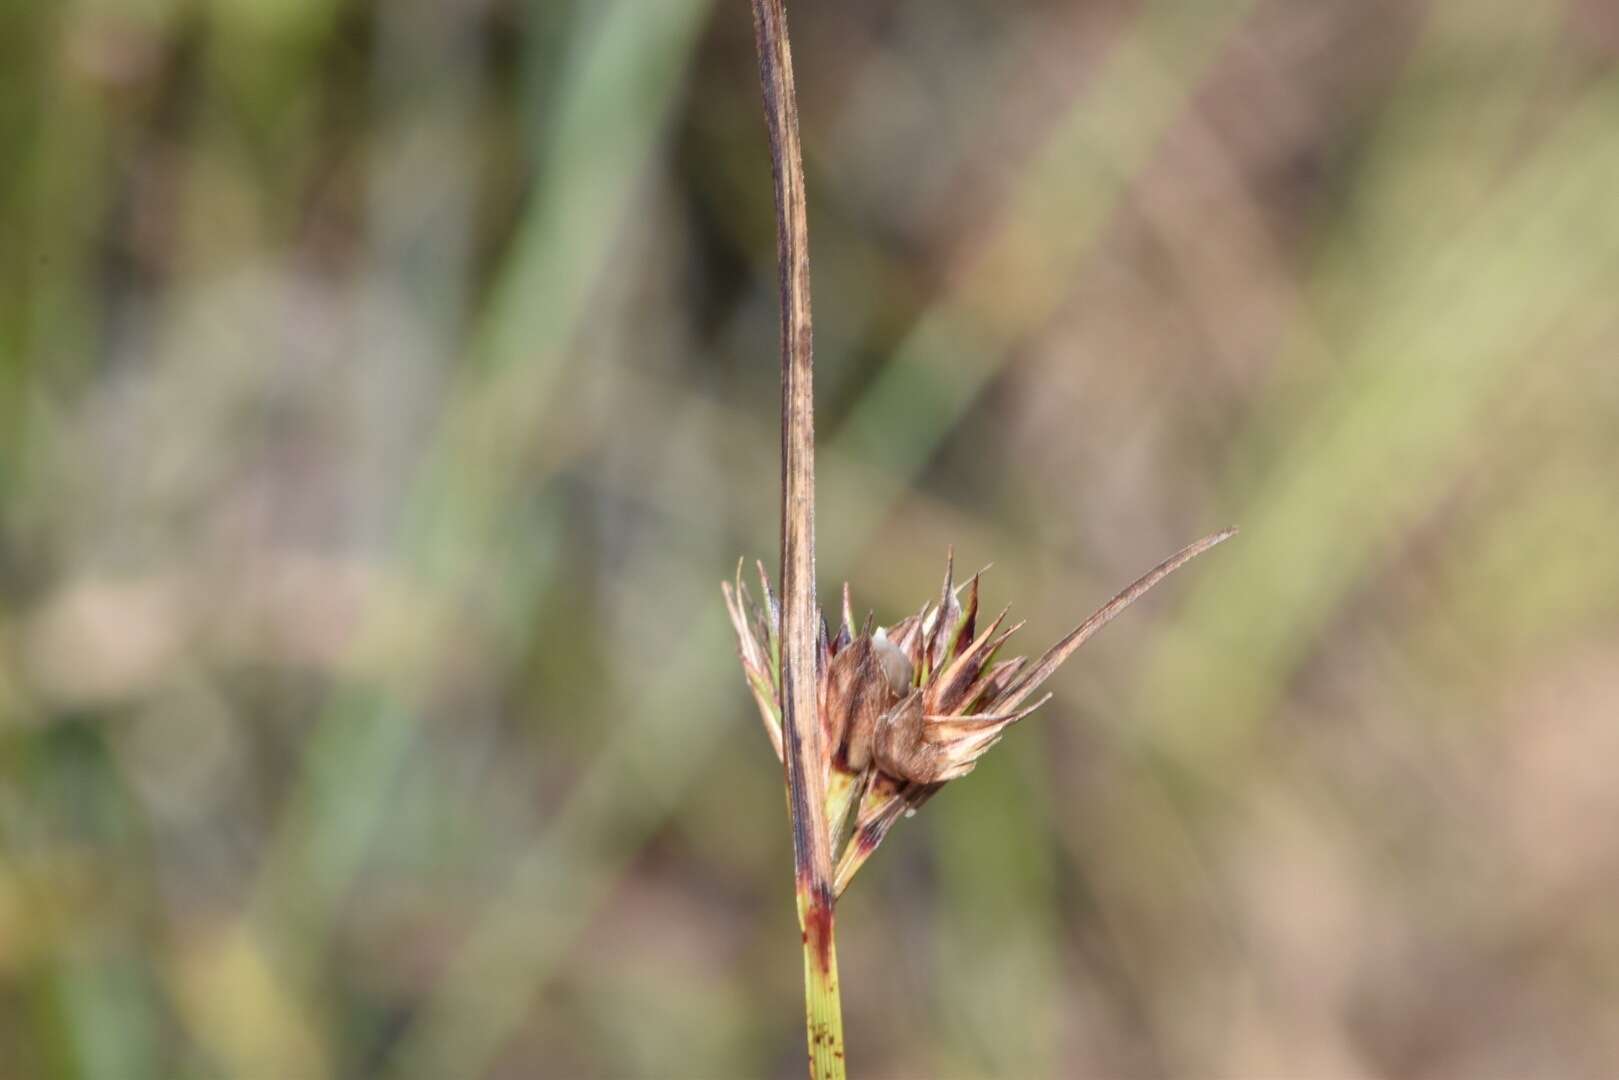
[799,896,845,1079]
[748,1,846,1076]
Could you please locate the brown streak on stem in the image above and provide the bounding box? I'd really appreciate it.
[750,3,845,1077]
[801,895,836,975]
[751,0,830,897]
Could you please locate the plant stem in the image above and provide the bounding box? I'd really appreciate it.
[799,896,845,1079]
[748,0,846,1076]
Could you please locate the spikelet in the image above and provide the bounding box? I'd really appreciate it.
[723,529,1234,895]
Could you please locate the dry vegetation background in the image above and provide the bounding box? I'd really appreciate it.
[3,1,1619,1077]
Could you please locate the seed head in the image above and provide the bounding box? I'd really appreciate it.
[722,529,1234,894]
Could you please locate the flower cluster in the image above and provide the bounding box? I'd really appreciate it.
[723,531,1232,894]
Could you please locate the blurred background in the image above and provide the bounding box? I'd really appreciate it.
[3,0,1619,1077]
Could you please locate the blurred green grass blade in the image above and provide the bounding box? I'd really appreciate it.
[246,0,714,972]
[381,609,736,1080]
[1135,77,1619,768]
[351,2,484,538]
[1426,445,1619,662]
[476,0,711,388]
[0,10,110,506]
[930,745,1063,1076]
[822,0,1259,571]
[46,940,162,1080]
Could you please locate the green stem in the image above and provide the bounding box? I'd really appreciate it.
[800,891,846,1079]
